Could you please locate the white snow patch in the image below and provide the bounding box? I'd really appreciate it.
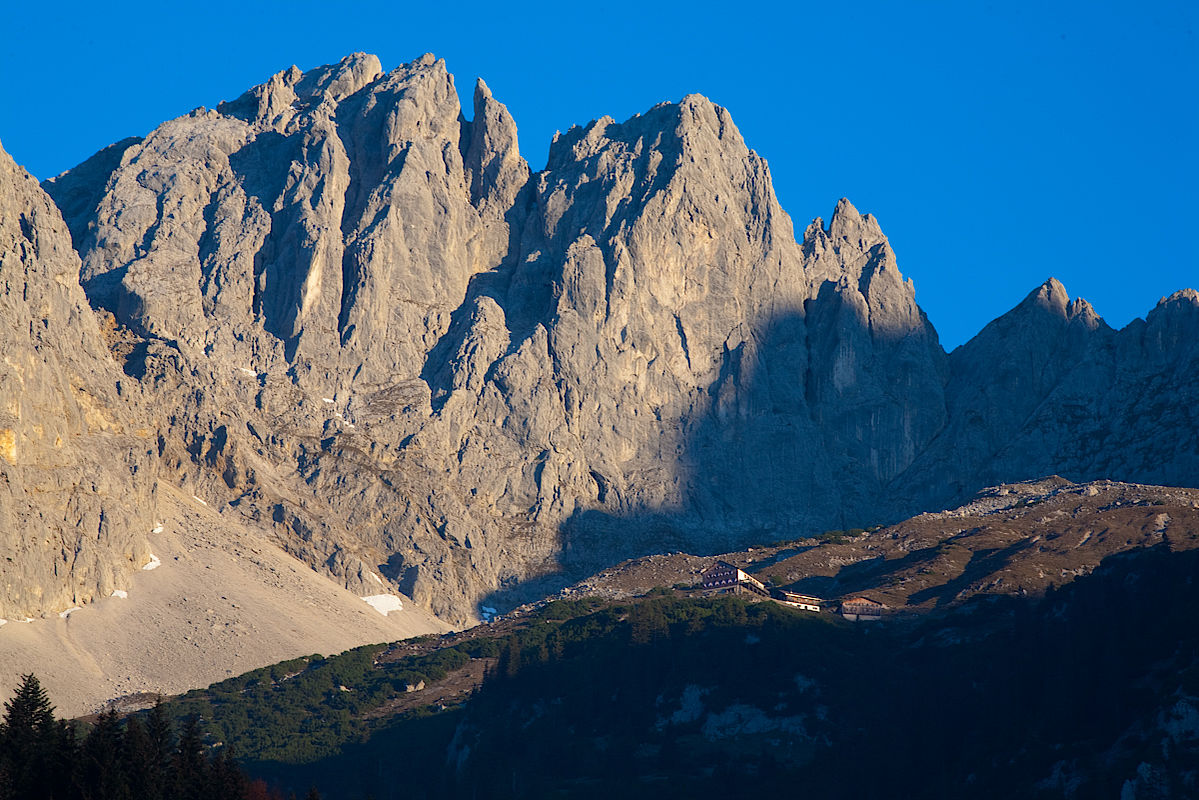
[59,607,82,619]
[110,589,128,599]
[21,618,33,624]
[370,571,384,585]
[0,619,7,627]
[361,595,404,616]
[322,398,335,404]
[191,495,207,506]
[142,553,162,571]
[239,367,256,375]
[151,524,163,534]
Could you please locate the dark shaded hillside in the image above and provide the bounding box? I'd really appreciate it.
[158,544,1199,799]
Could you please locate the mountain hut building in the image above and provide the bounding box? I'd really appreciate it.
[701,562,770,597]
[777,590,823,612]
[840,597,885,621]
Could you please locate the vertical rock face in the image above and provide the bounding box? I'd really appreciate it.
[800,199,948,520]
[0,140,157,619]
[18,51,1197,625]
[42,53,540,624]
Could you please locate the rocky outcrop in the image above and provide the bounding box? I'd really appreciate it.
[0,140,158,619]
[893,280,1199,512]
[20,51,1197,626]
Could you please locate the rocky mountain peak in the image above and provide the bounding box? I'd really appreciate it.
[217,52,384,130]
[463,77,529,215]
[827,197,886,251]
[1153,287,1199,314]
[1016,278,1106,332]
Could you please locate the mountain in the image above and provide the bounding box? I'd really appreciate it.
[0,50,1193,643]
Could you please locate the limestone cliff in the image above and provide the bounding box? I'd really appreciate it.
[0,140,157,619]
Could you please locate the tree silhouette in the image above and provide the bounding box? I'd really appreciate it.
[0,674,61,800]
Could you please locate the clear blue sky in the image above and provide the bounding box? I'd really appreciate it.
[1,1,1194,349]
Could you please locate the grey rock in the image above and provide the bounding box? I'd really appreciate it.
[0,139,157,619]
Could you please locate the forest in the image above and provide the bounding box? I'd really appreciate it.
[0,674,315,800]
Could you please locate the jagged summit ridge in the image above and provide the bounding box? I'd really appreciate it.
[4,51,1194,629]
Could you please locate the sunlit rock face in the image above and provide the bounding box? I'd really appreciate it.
[19,52,1196,625]
[0,140,157,619]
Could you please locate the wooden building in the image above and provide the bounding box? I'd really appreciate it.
[777,590,822,612]
[701,562,769,597]
[840,596,885,621]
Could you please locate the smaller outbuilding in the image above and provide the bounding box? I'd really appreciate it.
[840,596,886,621]
[777,590,823,612]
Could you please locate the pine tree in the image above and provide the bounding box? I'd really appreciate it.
[0,674,59,800]
[79,710,129,800]
[125,704,171,800]
[208,746,249,800]
[173,716,207,800]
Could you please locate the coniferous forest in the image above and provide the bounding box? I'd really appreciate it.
[0,674,314,800]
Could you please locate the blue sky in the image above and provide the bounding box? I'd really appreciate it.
[1,1,1194,348]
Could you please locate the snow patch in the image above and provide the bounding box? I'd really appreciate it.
[322,398,335,404]
[0,619,7,627]
[59,607,82,619]
[238,367,256,376]
[481,605,498,621]
[142,553,162,571]
[192,495,207,506]
[370,571,384,585]
[151,524,163,534]
[361,595,404,616]
[110,589,128,599]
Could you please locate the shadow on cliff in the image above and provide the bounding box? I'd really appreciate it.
[478,298,925,612]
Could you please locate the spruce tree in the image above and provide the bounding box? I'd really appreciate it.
[80,710,129,800]
[125,705,171,800]
[0,674,59,800]
[173,716,207,800]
